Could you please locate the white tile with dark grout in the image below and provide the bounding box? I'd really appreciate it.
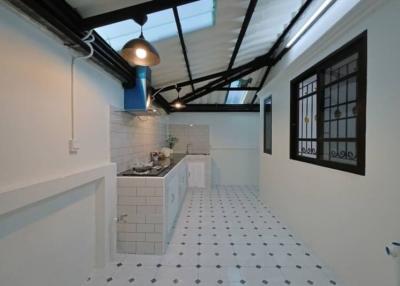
[83,186,342,286]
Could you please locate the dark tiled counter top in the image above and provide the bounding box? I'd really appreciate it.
[118,153,187,177]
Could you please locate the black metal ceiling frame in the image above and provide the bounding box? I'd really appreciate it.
[170,0,315,108]
[7,0,136,85]
[179,104,260,112]
[7,0,315,113]
[223,0,258,104]
[251,0,314,104]
[173,7,196,95]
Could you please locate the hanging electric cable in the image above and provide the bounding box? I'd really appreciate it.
[69,30,95,154]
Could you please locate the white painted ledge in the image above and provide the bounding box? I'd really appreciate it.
[0,163,117,268]
[0,163,116,216]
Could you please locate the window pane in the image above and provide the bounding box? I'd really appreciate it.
[324,53,358,84]
[226,80,249,104]
[322,53,360,166]
[297,75,317,158]
[264,97,272,154]
[290,33,366,175]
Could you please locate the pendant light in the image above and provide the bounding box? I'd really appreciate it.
[121,15,160,67]
[172,85,186,109]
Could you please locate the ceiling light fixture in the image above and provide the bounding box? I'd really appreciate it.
[286,0,336,48]
[121,15,160,66]
[172,85,186,109]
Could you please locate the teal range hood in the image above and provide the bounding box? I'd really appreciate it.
[124,66,151,111]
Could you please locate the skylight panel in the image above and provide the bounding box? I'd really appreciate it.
[226,80,248,104]
[95,9,178,51]
[95,0,216,52]
[178,0,216,33]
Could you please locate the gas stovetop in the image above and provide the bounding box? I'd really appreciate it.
[118,165,170,177]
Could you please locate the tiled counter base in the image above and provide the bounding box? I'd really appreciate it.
[117,177,164,255]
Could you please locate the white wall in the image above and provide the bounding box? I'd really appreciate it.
[0,3,120,286]
[259,1,400,285]
[169,113,259,186]
[0,183,96,286]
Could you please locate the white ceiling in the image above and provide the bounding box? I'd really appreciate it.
[67,0,303,104]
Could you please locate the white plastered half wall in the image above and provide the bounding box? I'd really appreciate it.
[169,112,259,186]
[0,2,122,286]
[258,0,400,285]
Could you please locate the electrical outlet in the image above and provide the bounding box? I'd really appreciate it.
[69,139,80,154]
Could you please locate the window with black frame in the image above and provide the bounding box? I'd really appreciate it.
[290,32,367,175]
[264,96,272,154]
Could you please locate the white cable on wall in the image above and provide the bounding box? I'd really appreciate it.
[69,30,95,154]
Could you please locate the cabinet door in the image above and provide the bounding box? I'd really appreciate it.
[188,161,205,188]
[166,174,179,235]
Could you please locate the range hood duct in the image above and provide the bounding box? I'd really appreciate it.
[124,66,151,112]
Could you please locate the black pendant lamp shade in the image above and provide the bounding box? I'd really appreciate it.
[121,15,160,67]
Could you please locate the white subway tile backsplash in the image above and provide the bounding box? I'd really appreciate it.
[170,124,210,154]
[153,188,163,196]
[118,232,145,242]
[110,106,168,173]
[117,223,137,233]
[145,178,164,187]
[117,241,136,254]
[145,232,162,242]
[136,205,156,214]
[117,187,137,196]
[146,214,163,224]
[117,175,167,255]
[125,213,146,224]
[136,223,155,233]
[154,224,163,233]
[118,196,146,206]
[117,177,145,187]
[136,242,155,254]
[118,206,137,218]
[146,196,163,205]
[154,242,163,255]
[137,187,155,197]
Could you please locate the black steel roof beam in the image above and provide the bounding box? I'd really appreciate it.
[172,104,260,112]
[171,0,314,105]
[155,70,227,93]
[179,60,268,104]
[173,7,195,95]
[218,87,259,91]
[227,0,258,71]
[179,55,272,103]
[10,0,135,85]
[266,0,314,60]
[153,92,172,114]
[224,0,258,104]
[251,0,314,104]
[252,66,271,104]
[81,0,200,29]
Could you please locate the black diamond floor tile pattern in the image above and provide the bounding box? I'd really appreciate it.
[83,186,342,286]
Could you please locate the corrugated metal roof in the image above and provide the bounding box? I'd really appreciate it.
[66,0,303,105]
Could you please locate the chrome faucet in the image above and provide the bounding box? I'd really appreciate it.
[186,143,192,154]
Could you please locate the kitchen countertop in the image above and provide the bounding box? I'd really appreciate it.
[118,153,187,177]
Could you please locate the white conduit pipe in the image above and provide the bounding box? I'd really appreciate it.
[69,30,95,154]
[386,242,400,286]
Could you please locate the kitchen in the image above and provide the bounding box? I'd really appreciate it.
[1,1,400,286]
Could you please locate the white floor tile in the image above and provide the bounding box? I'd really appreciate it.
[86,186,342,286]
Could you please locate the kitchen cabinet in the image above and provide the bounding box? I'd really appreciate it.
[116,154,208,254]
